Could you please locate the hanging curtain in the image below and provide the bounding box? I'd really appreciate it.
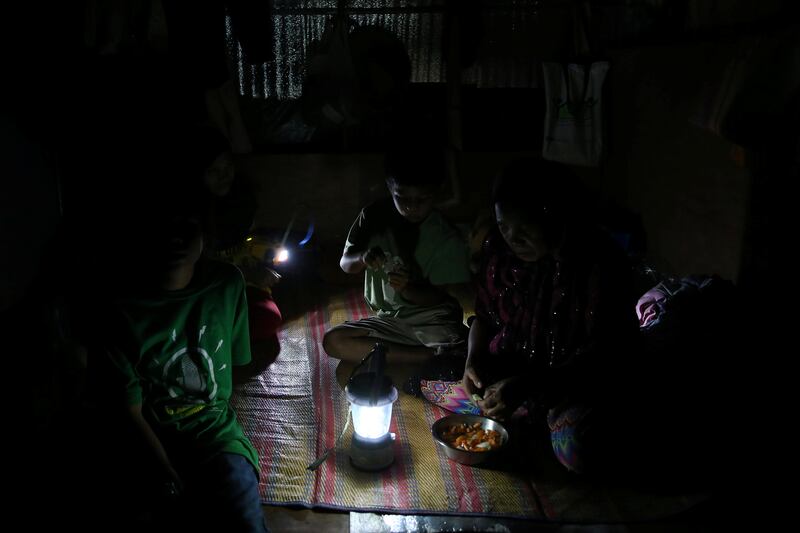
[227,0,551,100]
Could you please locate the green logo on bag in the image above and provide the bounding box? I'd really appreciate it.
[555,97,598,121]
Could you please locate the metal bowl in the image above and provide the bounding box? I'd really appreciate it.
[431,414,509,466]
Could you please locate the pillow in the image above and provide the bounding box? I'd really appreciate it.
[419,379,480,415]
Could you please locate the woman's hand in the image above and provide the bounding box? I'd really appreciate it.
[462,364,483,397]
[477,376,525,421]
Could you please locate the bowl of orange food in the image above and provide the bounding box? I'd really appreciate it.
[431,414,509,465]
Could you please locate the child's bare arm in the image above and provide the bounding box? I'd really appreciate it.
[340,249,367,274]
[127,403,183,491]
[340,247,385,274]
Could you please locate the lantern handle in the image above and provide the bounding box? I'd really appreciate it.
[346,342,387,385]
[368,343,386,405]
[346,352,371,385]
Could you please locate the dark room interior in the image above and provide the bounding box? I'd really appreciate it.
[1,1,789,531]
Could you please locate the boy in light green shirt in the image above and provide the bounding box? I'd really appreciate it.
[323,149,471,365]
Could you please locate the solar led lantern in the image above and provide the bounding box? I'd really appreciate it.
[345,343,398,471]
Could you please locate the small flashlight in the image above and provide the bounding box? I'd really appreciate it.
[275,248,290,263]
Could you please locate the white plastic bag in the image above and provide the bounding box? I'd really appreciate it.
[542,61,609,167]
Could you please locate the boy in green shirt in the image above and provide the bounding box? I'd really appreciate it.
[101,207,267,532]
[323,149,471,366]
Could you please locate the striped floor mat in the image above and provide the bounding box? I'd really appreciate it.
[232,288,706,520]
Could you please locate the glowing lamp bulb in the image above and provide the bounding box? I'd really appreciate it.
[351,402,394,439]
[275,248,289,263]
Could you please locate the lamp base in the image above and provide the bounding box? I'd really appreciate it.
[350,433,395,471]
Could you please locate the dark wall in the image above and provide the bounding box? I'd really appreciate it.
[600,43,752,281]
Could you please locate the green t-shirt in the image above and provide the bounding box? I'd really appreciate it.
[107,260,258,470]
[344,198,471,319]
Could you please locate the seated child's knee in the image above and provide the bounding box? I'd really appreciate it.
[322,329,340,356]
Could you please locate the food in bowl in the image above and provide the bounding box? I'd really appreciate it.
[441,422,502,452]
[432,415,508,465]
